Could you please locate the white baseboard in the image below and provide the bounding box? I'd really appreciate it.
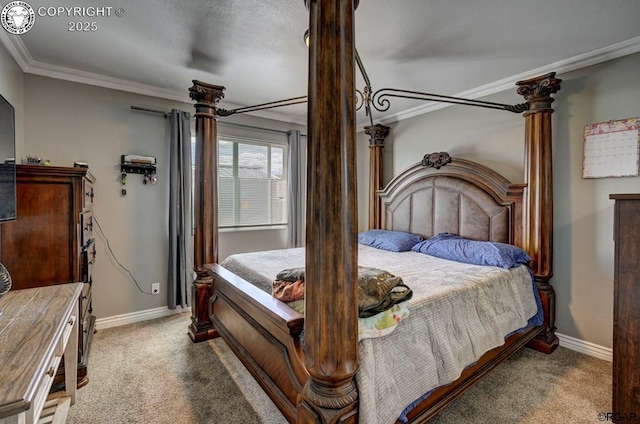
[95,306,188,330]
[557,333,612,362]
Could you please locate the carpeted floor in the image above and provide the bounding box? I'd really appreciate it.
[65,313,285,424]
[429,345,611,424]
[65,312,611,424]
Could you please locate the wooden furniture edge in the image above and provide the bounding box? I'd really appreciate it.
[5,165,96,391]
[518,72,562,354]
[0,283,82,422]
[188,81,224,342]
[206,263,307,422]
[609,194,640,418]
[206,263,304,330]
[365,123,390,229]
[14,164,95,180]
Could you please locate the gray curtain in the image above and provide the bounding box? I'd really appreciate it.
[168,109,194,309]
[287,130,306,247]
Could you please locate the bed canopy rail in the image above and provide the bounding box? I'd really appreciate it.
[217,95,308,117]
[213,47,529,122]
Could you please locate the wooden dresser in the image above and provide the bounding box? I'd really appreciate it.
[0,283,82,424]
[610,193,640,421]
[0,165,95,389]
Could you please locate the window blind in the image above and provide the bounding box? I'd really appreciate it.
[191,135,288,229]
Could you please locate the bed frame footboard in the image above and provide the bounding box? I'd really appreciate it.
[205,264,308,422]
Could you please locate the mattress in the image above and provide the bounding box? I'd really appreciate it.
[220,244,539,424]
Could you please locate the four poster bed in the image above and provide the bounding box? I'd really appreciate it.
[185,2,561,423]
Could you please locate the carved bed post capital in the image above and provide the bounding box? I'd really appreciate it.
[188,80,225,343]
[366,124,390,230]
[189,80,226,108]
[365,123,389,147]
[517,73,561,353]
[516,72,561,115]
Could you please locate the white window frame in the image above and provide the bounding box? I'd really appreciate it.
[191,133,288,231]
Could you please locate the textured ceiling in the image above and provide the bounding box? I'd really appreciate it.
[2,0,640,125]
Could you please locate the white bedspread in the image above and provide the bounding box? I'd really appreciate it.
[220,245,538,424]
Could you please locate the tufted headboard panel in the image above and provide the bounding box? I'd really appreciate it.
[378,156,525,246]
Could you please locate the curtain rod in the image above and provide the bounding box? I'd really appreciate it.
[130,105,306,137]
[130,105,168,117]
[220,121,306,138]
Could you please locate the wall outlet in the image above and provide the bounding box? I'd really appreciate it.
[151,283,159,295]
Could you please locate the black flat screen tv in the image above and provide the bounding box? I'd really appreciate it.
[0,93,16,223]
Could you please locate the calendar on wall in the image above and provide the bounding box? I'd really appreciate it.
[582,117,640,179]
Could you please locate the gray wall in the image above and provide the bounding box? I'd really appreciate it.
[552,54,640,349]
[357,53,640,349]
[22,74,301,319]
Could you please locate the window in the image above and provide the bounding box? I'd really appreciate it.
[217,137,287,228]
[191,131,289,230]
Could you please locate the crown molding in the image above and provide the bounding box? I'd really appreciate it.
[0,31,31,70]
[1,30,194,102]
[0,32,307,126]
[25,60,307,125]
[375,35,640,127]
[3,31,640,129]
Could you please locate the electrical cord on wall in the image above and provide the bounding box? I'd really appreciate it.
[92,215,154,295]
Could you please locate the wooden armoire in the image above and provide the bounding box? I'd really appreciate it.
[0,164,96,389]
[610,193,640,421]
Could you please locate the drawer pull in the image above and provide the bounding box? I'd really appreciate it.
[47,367,55,377]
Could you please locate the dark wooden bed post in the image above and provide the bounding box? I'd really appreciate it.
[516,72,562,353]
[188,80,225,343]
[299,0,359,423]
[365,124,390,229]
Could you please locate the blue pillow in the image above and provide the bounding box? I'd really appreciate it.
[411,233,531,269]
[358,229,424,252]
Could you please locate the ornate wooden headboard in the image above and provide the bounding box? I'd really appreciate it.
[379,154,524,246]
